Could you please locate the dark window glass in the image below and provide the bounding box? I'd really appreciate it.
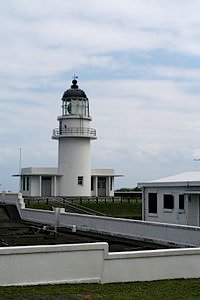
[179,194,184,210]
[163,194,174,209]
[26,177,30,191]
[148,193,157,214]
[91,177,94,191]
[78,176,83,186]
[22,177,26,191]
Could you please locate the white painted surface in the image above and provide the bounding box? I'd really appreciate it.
[148,171,200,183]
[21,167,59,175]
[19,205,200,247]
[2,193,200,285]
[138,171,200,226]
[2,193,200,247]
[1,243,200,286]
[102,248,200,283]
[91,169,115,176]
[188,194,200,226]
[58,138,91,196]
[0,243,106,286]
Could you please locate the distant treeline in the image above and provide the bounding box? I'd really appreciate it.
[115,187,141,192]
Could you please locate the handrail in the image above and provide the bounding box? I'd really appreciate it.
[52,127,96,137]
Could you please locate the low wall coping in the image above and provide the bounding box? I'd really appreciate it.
[0,242,108,256]
[107,247,200,260]
[60,211,200,232]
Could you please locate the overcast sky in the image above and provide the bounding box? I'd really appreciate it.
[1,0,200,191]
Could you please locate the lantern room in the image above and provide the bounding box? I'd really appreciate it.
[61,79,90,117]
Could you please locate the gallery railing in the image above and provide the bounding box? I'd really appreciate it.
[52,127,96,138]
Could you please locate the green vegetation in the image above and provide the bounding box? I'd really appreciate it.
[0,279,200,299]
[115,187,141,191]
[25,198,142,219]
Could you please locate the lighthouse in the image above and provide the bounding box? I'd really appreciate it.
[16,78,120,198]
[52,78,97,197]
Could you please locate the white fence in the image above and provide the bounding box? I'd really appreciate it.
[1,192,200,285]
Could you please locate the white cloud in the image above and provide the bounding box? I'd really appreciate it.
[1,0,200,189]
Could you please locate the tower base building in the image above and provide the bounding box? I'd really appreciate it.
[15,79,121,197]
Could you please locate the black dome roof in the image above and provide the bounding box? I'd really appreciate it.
[62,79,87,100]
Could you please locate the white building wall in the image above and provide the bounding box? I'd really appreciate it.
[30,177,41,197]
[59,116,91,128]
[188,194,200,226]
[58,138,91,196]
[143,186,189,225]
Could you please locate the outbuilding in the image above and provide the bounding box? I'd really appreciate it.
[138,171,200,226]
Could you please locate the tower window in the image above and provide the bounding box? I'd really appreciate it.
[78,176,83,186]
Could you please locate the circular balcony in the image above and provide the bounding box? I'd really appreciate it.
[52,127,97,139]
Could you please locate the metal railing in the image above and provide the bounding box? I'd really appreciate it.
[52,127,96,137]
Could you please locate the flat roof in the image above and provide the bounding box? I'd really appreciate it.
[91,168,123,177]
[13,167,123,177]
[138,171,200,187]
[13,167,61,177]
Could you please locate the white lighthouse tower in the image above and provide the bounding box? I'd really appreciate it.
[52,78,97,197]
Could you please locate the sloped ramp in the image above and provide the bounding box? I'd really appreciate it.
[0,206,10,222]
[0,205,21,223]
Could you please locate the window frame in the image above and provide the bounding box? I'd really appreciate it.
[163,194,174,211]
[78,176,84,186]
[148,192,158,215]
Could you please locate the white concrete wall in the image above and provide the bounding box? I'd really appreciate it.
[1,243,200,286]
[0,243,106,286]
[2,193,200,247]
[19,206,200,247]
[102,247,200,283]
[58,138,91,197]
[2,194,200,285]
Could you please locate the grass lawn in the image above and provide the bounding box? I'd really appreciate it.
[25,198,142,219]
[0,279,200,299]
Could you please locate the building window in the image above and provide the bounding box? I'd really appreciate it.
[91,177,94,191]
[163,194,174,209]
[110,177,113,191]
[22,177,26,191]
[22,176,30,191]
[26,177,30,191]
[78,176,83,186]
[148,193,157,214]
[179,194,184,210]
